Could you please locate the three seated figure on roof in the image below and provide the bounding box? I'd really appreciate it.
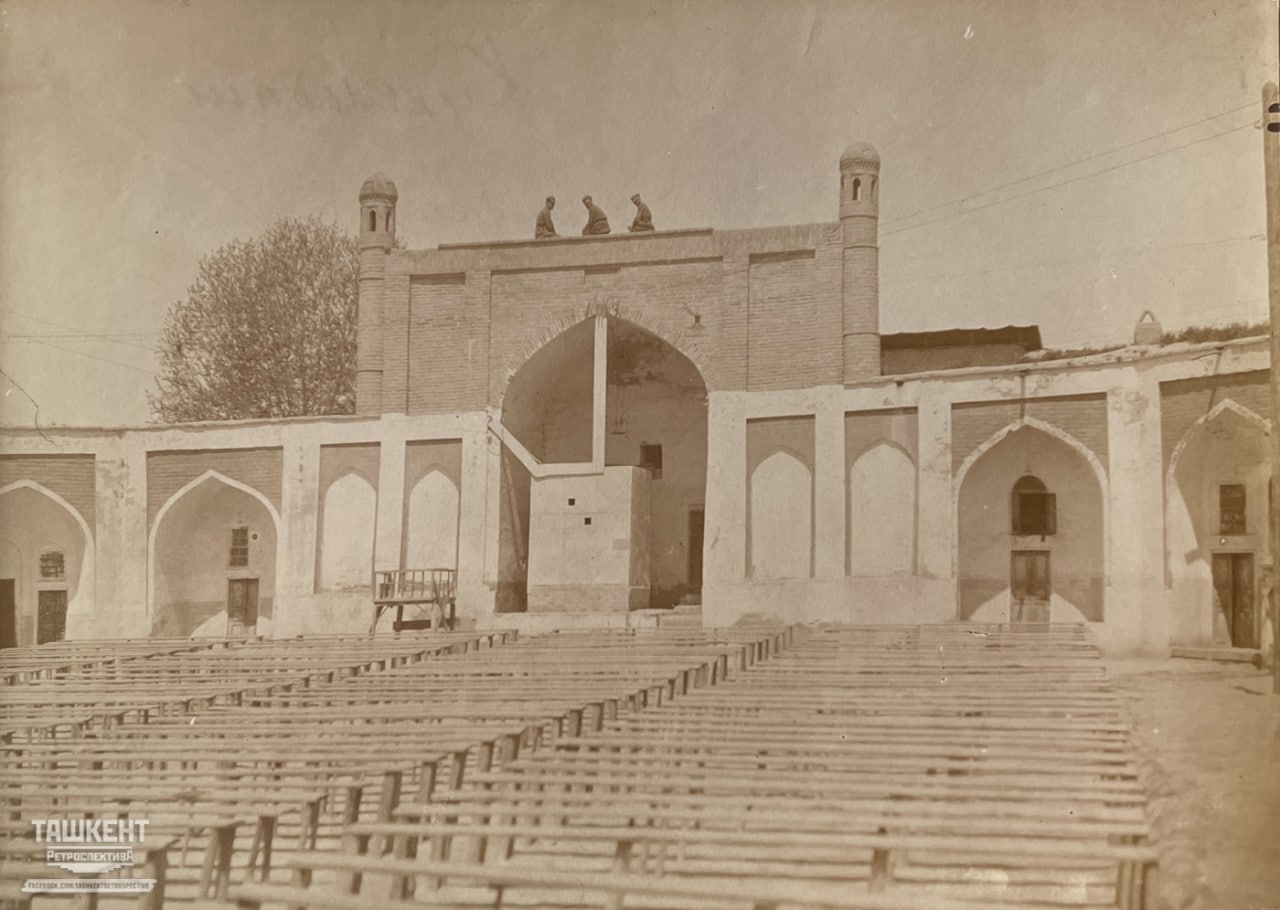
[581,196,611,235]
[629,194,654,232]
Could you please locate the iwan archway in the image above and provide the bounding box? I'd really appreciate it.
[494,315,708,612]
[956,420,1106,624]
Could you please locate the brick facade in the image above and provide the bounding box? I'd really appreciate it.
[951,395,1109,474]
[147,448,284,528]
[0,455,96,529]
[1159,370,1269,476]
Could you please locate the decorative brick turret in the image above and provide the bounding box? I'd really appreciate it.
[840,142,881,382]
[356,173,397,415]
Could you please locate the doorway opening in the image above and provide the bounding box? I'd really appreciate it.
[1011,550,1050,623]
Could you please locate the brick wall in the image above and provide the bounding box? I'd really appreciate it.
[746,237,843,391]
[1160,370,1269,476]
[407,275,487,414]
[951,394,1109,474]
[0,455,96,528]
[147,449,283,528]
[378,224,855,418]
[318,444,380,499]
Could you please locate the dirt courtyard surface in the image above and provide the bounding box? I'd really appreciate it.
[1104,658,1280,910]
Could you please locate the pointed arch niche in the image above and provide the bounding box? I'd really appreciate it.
[402,440,463,572]
[315,444,380,593]
[746,417,814,581]
[849,441,916,576]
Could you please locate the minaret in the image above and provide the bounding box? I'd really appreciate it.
[356,173,397,415]
[839,142,881,382]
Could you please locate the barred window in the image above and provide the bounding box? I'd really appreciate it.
[229,527,250,567]
[39,551,65,579]
[1219,484,1246,534]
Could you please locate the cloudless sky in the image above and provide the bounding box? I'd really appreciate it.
[1,0,1275,427]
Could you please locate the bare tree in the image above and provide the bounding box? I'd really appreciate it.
[150,217,359,422]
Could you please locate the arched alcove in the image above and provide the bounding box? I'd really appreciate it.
[750,450,812,580]
[151,474,278,637]
[956,424,1104,623]
[316,472,376,591]
[501,319,597,463]
[501,316,709,610]
[0,483,92,645]
[849,442,915,576]
[1166,401,1270,646]
[405,470,460,570]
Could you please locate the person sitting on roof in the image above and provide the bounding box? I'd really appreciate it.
[581,196,610,235]
[628,194,654,232]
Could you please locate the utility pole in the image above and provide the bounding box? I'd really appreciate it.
[1266,74,1279,694]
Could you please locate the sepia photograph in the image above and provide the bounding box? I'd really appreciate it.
[1,0,1278,907]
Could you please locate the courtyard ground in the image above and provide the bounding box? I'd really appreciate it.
[1104,657,1280,910]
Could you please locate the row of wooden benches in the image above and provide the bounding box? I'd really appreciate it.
[187,623,1158,910]
[0,625,793,907]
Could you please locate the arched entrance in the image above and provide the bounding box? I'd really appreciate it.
[497,316,708,611]
[956,422,1105,624]
[150,472,280,637]
[0,482,93,645]
[1166,401,1270,646]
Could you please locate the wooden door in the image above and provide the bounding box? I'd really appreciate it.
[36,590,67,644]
[688,508,705,595]
[1211,553,1256,648]
[1011,550,1050,623]
[0,580,16,649]
[227,578,259,637]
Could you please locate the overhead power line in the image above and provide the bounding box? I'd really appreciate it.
[882,102,1256,229]
[0,306,158,352]
[10,335,159,375]
[883,116,1255,238]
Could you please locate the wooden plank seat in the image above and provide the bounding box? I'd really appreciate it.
[215,853,1110,910]
[334,816,1157,906]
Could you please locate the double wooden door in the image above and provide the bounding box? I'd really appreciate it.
[227,578,259,637]
[1011,550,1051,624]
[1211,553,1256,648]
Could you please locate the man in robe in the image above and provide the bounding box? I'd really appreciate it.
[581,196,610,235]
[535,196,557,238]
[628,194,654,232]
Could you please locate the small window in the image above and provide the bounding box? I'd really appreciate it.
[368,210,377,231]
[229,527,250,568]
[852,178,861,202]
[1011,475,1056,536]
[1219,484,1246,534]
[640,444,663,480]
[39,551,65,580]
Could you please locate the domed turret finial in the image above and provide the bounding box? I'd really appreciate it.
[359,173,397,250]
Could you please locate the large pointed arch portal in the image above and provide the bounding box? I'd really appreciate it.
[495,316,708,612]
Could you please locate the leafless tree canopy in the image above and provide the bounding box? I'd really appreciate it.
[149,217,359,422]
